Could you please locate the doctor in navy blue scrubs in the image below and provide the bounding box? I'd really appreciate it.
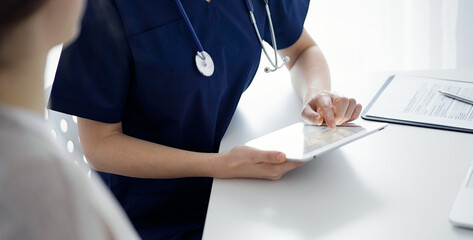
[50,0,362,239]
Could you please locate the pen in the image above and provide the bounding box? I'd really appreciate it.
[438,90,473,105]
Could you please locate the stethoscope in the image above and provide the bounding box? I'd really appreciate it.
[174,0,290,77]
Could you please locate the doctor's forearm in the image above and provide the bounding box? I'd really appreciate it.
[279,29,331,104]
[78,117,296,180]
[81,131,293,180]
[78,119,220,178]
[86,133,221,178]
[289,44,331,104]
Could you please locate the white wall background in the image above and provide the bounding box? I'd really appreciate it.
[303,0,468,74]
[45,0,473,87]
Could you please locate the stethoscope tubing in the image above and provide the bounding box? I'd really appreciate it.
[174,0,206,59]
[174,0,289,75]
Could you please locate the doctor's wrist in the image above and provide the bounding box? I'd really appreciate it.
[205,151,230,179]
[186,151,227,178]
[303,88,326,105]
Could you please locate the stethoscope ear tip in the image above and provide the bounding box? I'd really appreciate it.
[264,56,290,73]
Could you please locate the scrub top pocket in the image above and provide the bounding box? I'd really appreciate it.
[128,19,216,133]
[130,19,211,102]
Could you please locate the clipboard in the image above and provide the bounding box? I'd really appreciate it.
[362,75,473,133]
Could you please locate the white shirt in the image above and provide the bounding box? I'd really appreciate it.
[0,104,140,240]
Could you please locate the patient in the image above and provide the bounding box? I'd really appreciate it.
[0,0,139,239]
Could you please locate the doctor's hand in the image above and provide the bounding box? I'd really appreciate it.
[301,90,362,129]
[213,146,304,180]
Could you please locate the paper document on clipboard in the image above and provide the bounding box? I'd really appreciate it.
[362,75,473,133]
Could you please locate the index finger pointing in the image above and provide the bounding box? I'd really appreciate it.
[321,106,336,129]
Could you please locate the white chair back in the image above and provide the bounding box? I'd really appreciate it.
[44,87,89,167]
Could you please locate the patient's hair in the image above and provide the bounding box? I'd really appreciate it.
[0,0,48,35]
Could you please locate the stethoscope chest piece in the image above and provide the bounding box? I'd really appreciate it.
[195,51,214,77]
[176,0,286,77]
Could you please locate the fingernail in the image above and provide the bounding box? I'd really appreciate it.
[277,153,285,161]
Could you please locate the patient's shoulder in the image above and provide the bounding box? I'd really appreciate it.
[0,110,80,239]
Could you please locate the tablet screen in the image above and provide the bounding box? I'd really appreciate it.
[303,125,365,154]
[245,122,386,161]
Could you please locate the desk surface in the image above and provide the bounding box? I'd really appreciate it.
[203,69,473,240]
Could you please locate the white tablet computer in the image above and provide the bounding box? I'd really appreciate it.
[245,122,388,162]
[449,165,473,229]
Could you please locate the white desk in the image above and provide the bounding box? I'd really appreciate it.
[203,69,473,240]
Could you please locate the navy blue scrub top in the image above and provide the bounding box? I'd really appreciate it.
[50,0,309,239]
